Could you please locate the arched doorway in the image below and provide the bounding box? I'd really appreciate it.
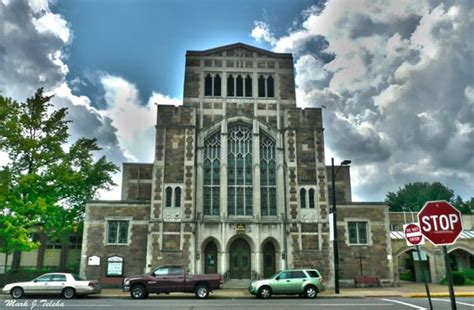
[449,248,474,271]
[263,242,276,278]
[204,242,218,274]
[229,239,251,279]
[397,249,431,283]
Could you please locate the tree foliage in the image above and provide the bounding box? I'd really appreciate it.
[0,88,119,254]
[386,181,472,214]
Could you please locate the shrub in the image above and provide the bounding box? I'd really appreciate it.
[440,271,466,285]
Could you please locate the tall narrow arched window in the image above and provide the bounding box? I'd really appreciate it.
[165,187,173,207]
[260,134,276,216]
[203,132,220,216]
[175,187,181,208]
[309,189,315,209]
[227,75,234,97]
[205,74,212,96]
[214,74,221,96]
[236,75,243,97]
[258,75,265,97]
[245,75,252,97]
[267,76,274,97]
[228,124,252,216]
[300,188,306,209]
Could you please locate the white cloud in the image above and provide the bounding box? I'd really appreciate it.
[252,0,474,200]
[32,12,71,43]
[250,21,277,46]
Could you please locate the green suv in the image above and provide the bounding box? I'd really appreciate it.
[249,269,324,299]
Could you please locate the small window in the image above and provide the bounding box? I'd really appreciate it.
[348,222,368,245]
[168,266,182,275]
[306,270,321,278]
[290,271,306,279]
[154,267,169,276]
[267,76,274,97]
[165,186,172,207]
[227,75,234,96]
[175,187,181,208]
[258,75,265,97]
[205,74,212,96]
[309,189,315,209]
[72,274,84,281]
[214,74,221,96]
[68,235,83,249]
[51,274,67,282]
[300,188,306,209]
[278,271,290,280]
[107,220,129,244]
[46,238,61,249]
[35,275,53,282]
[236,75,243,97]
[245,75,252,97]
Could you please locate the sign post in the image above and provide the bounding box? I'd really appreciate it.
[403,223,432,310]
[418,201,463,310]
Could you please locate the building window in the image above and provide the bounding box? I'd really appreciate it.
[204,132,220,216]
[46,238,61,249]
[245,75,252,97]
[107,220,129,244]
[300,188,306,209]
[348,221,368,245]
[68,235,83,249]
[236,75,243,96]
[205,73,221,97]
[258,75,265,97]
[227,75,234,96]
[175,187,181,208]
[165,186,172,207]
[228,124,252,216]
[267,76,274,97]
[309,189,315,209]
[260,134,276,216]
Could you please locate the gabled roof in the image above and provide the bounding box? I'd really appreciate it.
[186,42,292,59]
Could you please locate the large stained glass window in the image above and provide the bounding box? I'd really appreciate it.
[260,134,276,216]
[203,132,220,215]
[228,124,253,216]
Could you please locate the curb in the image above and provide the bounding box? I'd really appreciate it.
[404,293,474,298]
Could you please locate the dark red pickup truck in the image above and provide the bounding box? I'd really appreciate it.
[123,265,223,299]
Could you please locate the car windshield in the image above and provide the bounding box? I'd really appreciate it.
[72,274,84,281]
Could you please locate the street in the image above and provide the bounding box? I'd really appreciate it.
[1,297,473,310]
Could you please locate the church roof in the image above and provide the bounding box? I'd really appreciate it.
[186,42,292,58]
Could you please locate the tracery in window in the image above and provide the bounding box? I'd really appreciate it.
[260,134,276,216]
[228,124,252,216]
[203,132,220,215]
[205,73,221,97]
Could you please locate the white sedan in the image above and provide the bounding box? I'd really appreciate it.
[2,273,101,299]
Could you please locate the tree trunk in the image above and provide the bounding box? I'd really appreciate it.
[59,242,68,271]
[11,251,21,271]
[36,232,46,269]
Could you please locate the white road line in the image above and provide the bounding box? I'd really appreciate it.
[380,298,427,310]
[109,303,394,307]
[432,298,474,307]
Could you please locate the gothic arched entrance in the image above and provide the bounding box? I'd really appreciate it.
[204,242,218,274]
[263,242,276,278]
[229,239,251,279]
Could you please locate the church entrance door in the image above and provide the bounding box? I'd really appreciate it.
[204,242,218,274]
[263,242,276,278]
[229,239,251,279]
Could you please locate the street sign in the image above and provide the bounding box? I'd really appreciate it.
[417,200,463,246]
[403,223,425,246]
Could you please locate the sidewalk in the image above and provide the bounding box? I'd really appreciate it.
[95,283,474,299]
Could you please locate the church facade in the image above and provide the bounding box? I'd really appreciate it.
[79,43,396,286]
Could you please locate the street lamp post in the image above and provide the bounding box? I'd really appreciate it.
[331,157,351,294]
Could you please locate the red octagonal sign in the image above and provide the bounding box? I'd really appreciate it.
[417,200,463,246]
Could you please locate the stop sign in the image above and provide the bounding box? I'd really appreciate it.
[417,200,463,246]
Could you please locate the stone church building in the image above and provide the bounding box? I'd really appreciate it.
[79,43,472,287]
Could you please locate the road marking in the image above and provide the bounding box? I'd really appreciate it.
[65,305,115,307]
[432,298,474,307]
[380,298,427,310]
[111,302,394,307]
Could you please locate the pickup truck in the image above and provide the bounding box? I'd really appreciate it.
[123,265,223,299]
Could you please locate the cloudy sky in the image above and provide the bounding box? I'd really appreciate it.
[1,0,472,202]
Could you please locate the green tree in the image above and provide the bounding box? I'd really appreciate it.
[385,181,471,214]
[0,88,118,270]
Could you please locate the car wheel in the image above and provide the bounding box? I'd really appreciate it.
[258,286,272,299]
[131,285,148,299]
[195,284,209,299]
[10,287,24,299]
[303,285,318,299]
[62,287,76,299]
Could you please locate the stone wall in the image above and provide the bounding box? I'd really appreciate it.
[121,163,153,201]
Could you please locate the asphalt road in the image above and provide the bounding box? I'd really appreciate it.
[1,297,473,310]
